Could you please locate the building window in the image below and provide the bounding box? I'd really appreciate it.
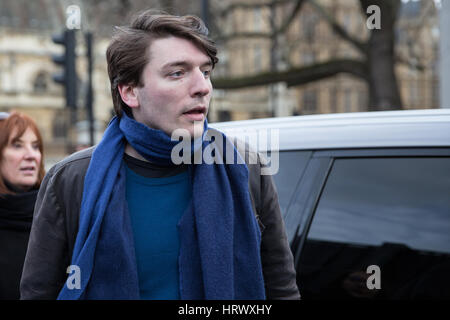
[344,88,352,112]
[33,72,48,94]
[342,12,352,32]
[303,89,318,114]
[243,44,251,74]
[303,51,316,65]
[329,87,338,113]
[217,110,231,122]
[52,111,67,139]
[410,80,419,107]
[302,12,317,41]
[254,45,262,72]
[357,90,368,111]
[432,80,439,108]
[215,48,228,77]
[254,8,262,31]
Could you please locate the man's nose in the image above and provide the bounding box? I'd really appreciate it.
[190,69,211,98]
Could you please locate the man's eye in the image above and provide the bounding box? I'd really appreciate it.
[203,69,211,77]
[169,70,184,77]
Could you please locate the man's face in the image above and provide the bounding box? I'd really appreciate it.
[129,36,213,137]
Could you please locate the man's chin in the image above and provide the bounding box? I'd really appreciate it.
[192,120,205,139]
[172,120,205,139]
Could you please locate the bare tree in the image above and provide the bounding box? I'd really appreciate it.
[211,0,404,111]
[360,0,402,110]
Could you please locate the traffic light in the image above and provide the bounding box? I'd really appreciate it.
[52,29,77,109]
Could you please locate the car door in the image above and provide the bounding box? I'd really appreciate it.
[273,147,450,300]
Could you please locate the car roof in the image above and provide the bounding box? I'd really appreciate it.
[210,109,450,151]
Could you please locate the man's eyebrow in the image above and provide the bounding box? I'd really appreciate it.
[161,60,213,70]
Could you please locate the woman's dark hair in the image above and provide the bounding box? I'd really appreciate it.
[106,10,219,117]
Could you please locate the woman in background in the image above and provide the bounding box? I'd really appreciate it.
[0,111,45,299]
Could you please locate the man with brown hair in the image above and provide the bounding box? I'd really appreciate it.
[20,10,300,300]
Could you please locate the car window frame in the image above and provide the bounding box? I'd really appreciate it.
[289,147,450,269]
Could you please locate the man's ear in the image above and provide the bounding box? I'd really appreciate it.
[118,84,139,108]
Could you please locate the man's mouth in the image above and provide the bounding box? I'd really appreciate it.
[184,106,206,114]
[183,106,206,121]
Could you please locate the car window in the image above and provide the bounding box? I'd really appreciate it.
[308,157,450,253]
[272,151,311,217]
[298,156,450,300]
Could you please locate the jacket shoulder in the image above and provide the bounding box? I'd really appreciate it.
[207,127,259,166]
[46,147,94,179]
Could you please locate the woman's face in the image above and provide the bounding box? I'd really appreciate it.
[1,127,41,192]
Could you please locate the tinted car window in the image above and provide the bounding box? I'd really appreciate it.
[272,151,311,217]
[298,157,450,300]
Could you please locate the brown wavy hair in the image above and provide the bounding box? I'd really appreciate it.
[0,111,45,194]
[106,10,219,118]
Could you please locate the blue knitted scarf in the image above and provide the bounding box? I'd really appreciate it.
[57,113,265,300]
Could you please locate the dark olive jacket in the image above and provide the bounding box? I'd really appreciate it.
[20,145,300,300]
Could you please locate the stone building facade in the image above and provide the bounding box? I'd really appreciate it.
[0,0,113,166]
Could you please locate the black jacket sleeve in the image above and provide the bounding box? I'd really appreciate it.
[259,170,301,300]
[20,168,70,299]
[246,151,301,300]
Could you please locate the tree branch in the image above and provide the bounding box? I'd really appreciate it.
[214,31,272,42]
[277,0,307,34]
[214,0,306,42]
[307,0,367,55]
[212,59,368,89]
[218,0,292,18]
